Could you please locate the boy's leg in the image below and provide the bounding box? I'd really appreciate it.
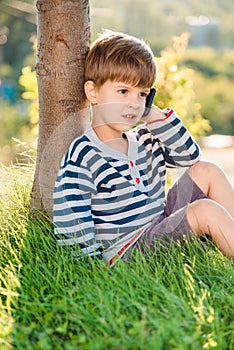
[187,160,234,217]
[126,161,234,259]
[186,160,234,257]
[186,198,234,257]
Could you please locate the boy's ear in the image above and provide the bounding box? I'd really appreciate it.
[84,80,98,104]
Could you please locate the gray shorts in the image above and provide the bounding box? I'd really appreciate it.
[127,169,208,256]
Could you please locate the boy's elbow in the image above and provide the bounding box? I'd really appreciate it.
[193,145,202,161]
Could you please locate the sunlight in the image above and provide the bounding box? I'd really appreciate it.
[200,135,234,149]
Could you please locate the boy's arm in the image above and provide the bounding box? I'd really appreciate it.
[144,105,201,167]
[53,160,103,259]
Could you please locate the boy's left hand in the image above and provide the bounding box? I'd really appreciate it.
[142,105,167,124]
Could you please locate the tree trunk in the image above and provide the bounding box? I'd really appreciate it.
[32,0,90,217]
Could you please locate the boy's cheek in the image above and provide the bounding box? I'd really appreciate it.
[93,102,138,115]
[92,102,145,126]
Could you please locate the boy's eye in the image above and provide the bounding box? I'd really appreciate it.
[140,92,148,97]
[119,89,128,94]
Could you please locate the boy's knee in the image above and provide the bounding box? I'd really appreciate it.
[187,198,216,218]
[186,198,221,235]
[189,160,222,179]
[188,160,224,195]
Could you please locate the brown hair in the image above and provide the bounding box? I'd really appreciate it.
[85,31,157,88]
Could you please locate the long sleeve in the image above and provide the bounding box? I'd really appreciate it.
[147,108,201,167]
[53,156,103,258]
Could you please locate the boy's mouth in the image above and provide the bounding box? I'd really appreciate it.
[122,114,137,120]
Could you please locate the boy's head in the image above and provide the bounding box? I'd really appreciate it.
[85,31,157,89]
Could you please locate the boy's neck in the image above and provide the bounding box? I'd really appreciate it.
[93,125,129,156]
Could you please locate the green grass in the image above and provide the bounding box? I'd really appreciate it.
[0,164,234,350]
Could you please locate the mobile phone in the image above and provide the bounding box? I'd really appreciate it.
[143,87,156,117]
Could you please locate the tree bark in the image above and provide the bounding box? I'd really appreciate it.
[32,0,90,216]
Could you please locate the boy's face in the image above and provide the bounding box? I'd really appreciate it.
[85,80,150,139]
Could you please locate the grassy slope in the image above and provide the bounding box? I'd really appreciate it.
[0,165,233,350]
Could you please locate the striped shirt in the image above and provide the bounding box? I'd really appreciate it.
[53,108,201,265]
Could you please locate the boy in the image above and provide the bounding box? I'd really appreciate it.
[53,31,234,266]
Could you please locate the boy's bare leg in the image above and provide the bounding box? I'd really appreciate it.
[186,198,234,257]
[186,160,234,257]
[187,160,234,217]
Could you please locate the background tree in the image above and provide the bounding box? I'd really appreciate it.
[32,0,90,215]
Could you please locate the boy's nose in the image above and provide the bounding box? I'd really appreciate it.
[127,94,140,108]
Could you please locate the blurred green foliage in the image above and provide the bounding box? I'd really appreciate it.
[182,48,234,135]
[155,33,211,137]
[19,65,38,133]
[0,66,37,165]
[0,98,31,164]
[0,2,35,85]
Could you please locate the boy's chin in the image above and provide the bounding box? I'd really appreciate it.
[111,120,141,131]
[110,124,135,132]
